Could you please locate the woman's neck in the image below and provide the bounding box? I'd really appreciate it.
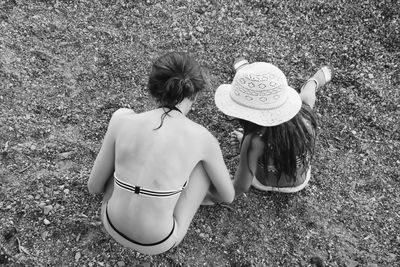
[175,98,193,116]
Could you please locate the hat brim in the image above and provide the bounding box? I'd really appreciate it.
[215,84,302,126]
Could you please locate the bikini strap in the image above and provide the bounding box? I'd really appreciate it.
[114,173,186,197]
[159,105,182,114]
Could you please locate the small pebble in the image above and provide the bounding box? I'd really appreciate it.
[43,205,53,215]
[41,231,49,241]
[75,252,81,261]
[63,189,70,194]
[199,233,206,238]
[43,219,51,225]
[117,261,125,267]
[196,26,205,33]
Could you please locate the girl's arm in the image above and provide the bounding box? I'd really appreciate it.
[233,134,265,196]
[201,134,235,204]
[87,110,122,194]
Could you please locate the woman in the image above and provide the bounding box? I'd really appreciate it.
[214,58,332,194]
[88,52,234,255]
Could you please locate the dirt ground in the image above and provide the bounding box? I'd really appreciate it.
[0,0,399,266]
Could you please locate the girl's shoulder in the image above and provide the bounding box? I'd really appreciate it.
[112,108,136,119]
[188,120,216,142]
[243,132,265,158]
[181,120,222,152]
[107,108,136,132]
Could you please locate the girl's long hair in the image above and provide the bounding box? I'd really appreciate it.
[240,103,317,180]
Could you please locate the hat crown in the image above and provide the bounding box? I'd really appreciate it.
[230,62,289,110]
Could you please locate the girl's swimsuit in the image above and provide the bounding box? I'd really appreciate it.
[252,162,311,193]
[114,174,187,197]
[102,174,187,255]
[252,110,315,193]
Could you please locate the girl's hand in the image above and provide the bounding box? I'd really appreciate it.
[230,128,243,149]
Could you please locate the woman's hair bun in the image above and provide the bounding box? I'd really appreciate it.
[163,77,184,105]
[182,78,194,94]
[148,52,205,107]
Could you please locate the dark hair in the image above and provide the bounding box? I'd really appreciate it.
[240,103,317,181]
[147,52,205,129]
[148,52,205,104]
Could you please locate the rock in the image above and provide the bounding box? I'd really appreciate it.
[196,26,205,33]
[58,151,74,159]
[75,252,81,261]
[41,231,49,241]
[38,202,46,209]
[43,205,53,215]
[310,256,324,267]
[13,253,26,262]
[344,259,359,267]
[63,189,70,194]
[43,219,51,225]
[3,226,17,240]
[117,261,125,267]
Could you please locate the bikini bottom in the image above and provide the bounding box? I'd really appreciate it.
[101,201,178,255]
[252,167,311,193]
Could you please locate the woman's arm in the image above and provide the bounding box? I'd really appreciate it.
[201,134,235,203]
[87,110,124,194]
[233,134,265,196]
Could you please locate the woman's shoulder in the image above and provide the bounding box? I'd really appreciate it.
[112,108,136,119]
[106,108,136,131]
[180,120,220,148]
[110,108,136,122]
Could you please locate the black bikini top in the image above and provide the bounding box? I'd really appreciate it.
[160,106,182,114]
[154,106,183,130]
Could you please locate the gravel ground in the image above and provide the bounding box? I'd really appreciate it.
[0,0,399,266]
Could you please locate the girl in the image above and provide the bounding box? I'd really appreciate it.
[215,59,332,194]
[88,52,234,255]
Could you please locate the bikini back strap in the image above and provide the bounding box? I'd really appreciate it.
[159,105,182,114]
[114,173,186,198]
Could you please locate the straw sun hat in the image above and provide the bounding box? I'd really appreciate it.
[215,62,302,126]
